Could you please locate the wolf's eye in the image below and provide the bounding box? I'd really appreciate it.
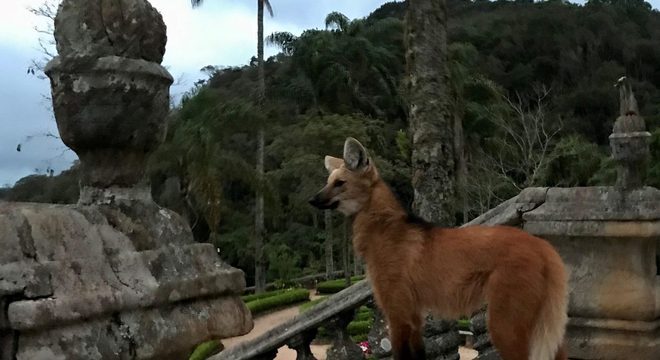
[334,180,346,187]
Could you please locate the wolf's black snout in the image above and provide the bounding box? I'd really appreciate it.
[308,194,321,207]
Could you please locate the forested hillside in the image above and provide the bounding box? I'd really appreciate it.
[3,0,659,286]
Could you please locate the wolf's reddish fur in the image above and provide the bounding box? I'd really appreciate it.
[310,138,569,360]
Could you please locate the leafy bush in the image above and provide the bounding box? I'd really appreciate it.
[317,276,365,294]
[246,289,310,315]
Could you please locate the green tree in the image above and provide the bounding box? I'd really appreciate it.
[191,0,273,293]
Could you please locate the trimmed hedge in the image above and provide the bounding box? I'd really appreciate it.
[188,340,222,360]
[316,276,365,294]
[347,320,373,336]
[353,309,372,322]
[246,289,310,315]
[241,288,293,303]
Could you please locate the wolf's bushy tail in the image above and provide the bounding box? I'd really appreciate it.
[529,255,569,360]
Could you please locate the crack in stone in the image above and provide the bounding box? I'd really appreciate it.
[110,312,136,359]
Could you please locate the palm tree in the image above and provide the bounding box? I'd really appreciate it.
[191,0,273,294]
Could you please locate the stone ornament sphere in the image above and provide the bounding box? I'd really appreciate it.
[45,56,173,187]
[54,0,167,63]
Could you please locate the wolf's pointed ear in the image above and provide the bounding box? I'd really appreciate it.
[324,156,343,173]
[343,137,370,171]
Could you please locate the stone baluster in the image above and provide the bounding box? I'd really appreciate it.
[470,309,500,360]
[286,329,318,360]
[424,316,461,360]
[325,309,363,360]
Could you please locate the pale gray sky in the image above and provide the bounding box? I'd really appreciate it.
[0,0,396,186]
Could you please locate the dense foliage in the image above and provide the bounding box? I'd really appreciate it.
[3,0,659,287]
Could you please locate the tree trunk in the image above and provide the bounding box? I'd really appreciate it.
[254,0,267,294]
[324,210,334,279]
[454,111,468,224]
[406,0,455,226]
[406,2,461,358]
[342,218,351,287]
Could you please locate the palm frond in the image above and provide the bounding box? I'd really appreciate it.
[325,12,349,32]
[264,0,274,17]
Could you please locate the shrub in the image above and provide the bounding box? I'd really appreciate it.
[458,319,471,331]
[347,320,373,336]
[246,289,310,315]
[188,340,222,360]
[354,308,372,322]
[241,288,293,303]
[316,276,365,294]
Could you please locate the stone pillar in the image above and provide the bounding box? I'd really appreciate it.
[523,78,659,359]
[0,1,252,359]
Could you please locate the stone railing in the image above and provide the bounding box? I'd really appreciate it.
[211,280,372,360]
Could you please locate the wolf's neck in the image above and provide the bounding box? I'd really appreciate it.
[351,180,408,255]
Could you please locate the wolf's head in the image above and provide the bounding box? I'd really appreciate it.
[309,137,379,216]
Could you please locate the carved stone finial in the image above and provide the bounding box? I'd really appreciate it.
[54,0,167,62]
[609,76,651,189]
[45,0,173,204]
[615,76,639,118]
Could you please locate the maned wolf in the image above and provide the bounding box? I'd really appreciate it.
[309,138,568,360]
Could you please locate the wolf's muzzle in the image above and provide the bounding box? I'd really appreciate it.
[308,194,338,210]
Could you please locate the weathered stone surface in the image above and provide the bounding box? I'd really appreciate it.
[470,309,500,360]
[14,297,251,360]
[463,187,548,227]
[54,0,167,62]
[522,185,659,358]
[367,304,391,359]
[523,186,660,221]
[45,56,173,188]
[424,317,460,360]
[1,2,252,360]
[1,200,252,359]
[567,317,659,360]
